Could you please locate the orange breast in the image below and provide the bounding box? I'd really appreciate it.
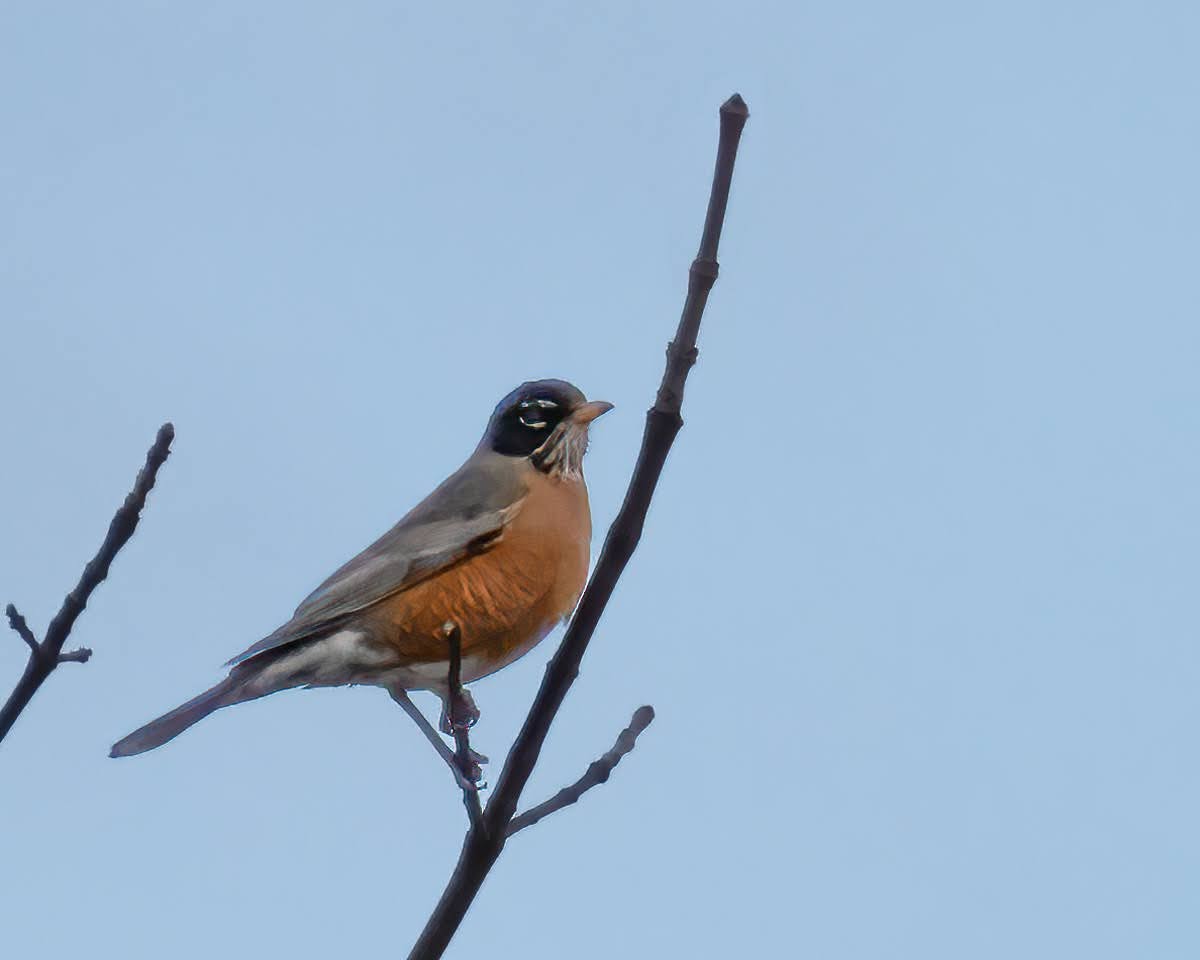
[360,471,591,682]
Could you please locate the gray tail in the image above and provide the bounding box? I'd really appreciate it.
[110,677,242,758]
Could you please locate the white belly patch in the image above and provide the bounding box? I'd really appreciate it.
[249,629,393,692]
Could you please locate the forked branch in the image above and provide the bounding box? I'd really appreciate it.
[0,422,175,746]
[406,94,748,960]
[506,705,655,837]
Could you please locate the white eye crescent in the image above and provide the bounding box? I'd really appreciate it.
[518,398,557,429]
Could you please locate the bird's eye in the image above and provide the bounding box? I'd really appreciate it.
[518,398,557,429]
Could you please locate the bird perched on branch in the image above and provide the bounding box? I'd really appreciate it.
[111,379,611,759]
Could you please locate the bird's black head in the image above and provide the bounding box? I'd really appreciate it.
[484,379,612,474]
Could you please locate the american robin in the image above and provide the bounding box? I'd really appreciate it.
[110,379,611,760]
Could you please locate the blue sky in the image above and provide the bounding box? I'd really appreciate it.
[2,3,1198,957]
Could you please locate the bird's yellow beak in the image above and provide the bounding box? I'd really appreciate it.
[570,400,614,425]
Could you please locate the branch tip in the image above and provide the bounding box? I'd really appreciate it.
[505,704,657,837]
[721,93,749,119]
[6,604,39,654]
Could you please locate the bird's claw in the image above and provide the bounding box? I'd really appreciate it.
[452,746,489,788]
[439,687,481,734]
[455,762,485,790]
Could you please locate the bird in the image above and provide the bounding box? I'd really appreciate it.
[110,378,611,761]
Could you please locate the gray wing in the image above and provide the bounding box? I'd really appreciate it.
[226,452,526,667]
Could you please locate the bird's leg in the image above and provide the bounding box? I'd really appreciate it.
[439,621,489,797]
[439,620,482,733]
[388,686,483,790]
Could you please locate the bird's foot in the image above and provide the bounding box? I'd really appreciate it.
[454,748,489,790]
[439,686,481,734]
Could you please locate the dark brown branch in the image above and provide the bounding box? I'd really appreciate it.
[6,605,39,655]
[444,622,484,833]
[406,93,748,960]
[0,422,175,746]
[506,705,655,837]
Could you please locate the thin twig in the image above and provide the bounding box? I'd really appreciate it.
[444,622,485,833]
[389,687,479,791]
[0,422,175,746]
[6,605,39,655]
[506,705,655,837]
[406,93,749,960]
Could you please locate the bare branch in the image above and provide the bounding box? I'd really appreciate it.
[506,705,655,837]
[0,422,175,746]
[406,94,749,960]
[6,605,39,655]
[42,422,176,654]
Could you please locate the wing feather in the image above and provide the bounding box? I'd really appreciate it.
[226,454,526,667]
